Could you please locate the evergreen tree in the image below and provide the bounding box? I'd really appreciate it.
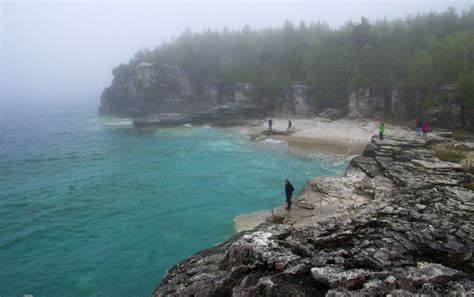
[120,7,474,109]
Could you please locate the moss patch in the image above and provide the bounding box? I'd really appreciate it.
[265,215,285,224]
[434,144,469,163]
[451,129,467,141]
[464,181,474,191]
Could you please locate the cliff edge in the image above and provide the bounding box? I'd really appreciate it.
[152,134,474,296]
[100,59,474,130]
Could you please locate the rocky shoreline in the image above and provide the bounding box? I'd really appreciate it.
[240,117,383,156]
[100,59,474,131]
[152,133,474,296]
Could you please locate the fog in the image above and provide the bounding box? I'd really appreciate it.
[1,1,472,110]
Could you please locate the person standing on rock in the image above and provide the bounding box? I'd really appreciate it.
[416,121,423,136]
[268,118,273,131]
[285,179,295,210]
[422,121,429,137]
[287,120,292,132]
[379,122,385,140]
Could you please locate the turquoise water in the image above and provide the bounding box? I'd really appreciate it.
[0,105,348,297]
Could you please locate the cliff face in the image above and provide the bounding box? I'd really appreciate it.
[152,135,473,296]
[99,62,202,117]
[347,87,420,121]
[347,85,473,129]
[100,60,472,129]
[99,59,316,120]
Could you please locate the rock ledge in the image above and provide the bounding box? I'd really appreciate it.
[152,135,474,296]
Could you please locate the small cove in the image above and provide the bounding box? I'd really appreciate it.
[0,106,348,296]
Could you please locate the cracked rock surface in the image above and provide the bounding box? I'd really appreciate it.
[152,135,474,296]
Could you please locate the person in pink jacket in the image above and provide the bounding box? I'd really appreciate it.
[422,121,429,137]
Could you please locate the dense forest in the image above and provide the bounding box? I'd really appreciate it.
[118,7,474,109]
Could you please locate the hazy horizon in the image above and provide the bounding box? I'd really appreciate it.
[2,1,473,111]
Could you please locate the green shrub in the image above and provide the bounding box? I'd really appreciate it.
[456,144,470,151]
[451,130,467,141]
[265,215,285,224]
[462,157,472,172]
[421,94,444,110]
[434,144,468,163]
[464,181,474,191]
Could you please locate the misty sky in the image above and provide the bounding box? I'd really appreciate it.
[1,1,473,109]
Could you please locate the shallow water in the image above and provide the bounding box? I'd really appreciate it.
[0,105,348,297]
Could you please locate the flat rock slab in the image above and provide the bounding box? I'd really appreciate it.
[411,159,463,170]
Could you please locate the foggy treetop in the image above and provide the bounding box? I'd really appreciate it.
[115,7,474,108]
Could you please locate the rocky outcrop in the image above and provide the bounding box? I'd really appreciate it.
[273,85,316,116]
[390,88,409,122]
[423,84,465,129]
[348,87,387,119]
[133,104,263,128]
[347,84,474,130]
[99,63,194,117]
[347,86,421,122]
[152,134,474,296]
[100,59,473,129]
[99,60,316,121]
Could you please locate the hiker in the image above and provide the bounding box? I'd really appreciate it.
[422,121,429,137]
[379,122,385,141]
[285,179,295,210]
[287,120,292,132]
[268,118,273,131]
[416,121,423,136]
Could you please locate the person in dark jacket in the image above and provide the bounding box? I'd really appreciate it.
[416,121,423,136]
[268,118,273,131]
[287,120,292,132]
[285,179,295,210]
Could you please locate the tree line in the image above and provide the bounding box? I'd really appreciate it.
[122,7,474,109]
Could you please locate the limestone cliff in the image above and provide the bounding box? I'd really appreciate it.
[100,59,472,129]
[152,134,473,296]
[347,86,421,122]
[99,59,316,121]
[347,84,473,129]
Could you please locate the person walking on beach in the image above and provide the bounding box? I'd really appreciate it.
[287,120,292,132]
[379,122,385,141]
[422,121,429,137]
[285,179,295,210]
[268,118,273,131]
